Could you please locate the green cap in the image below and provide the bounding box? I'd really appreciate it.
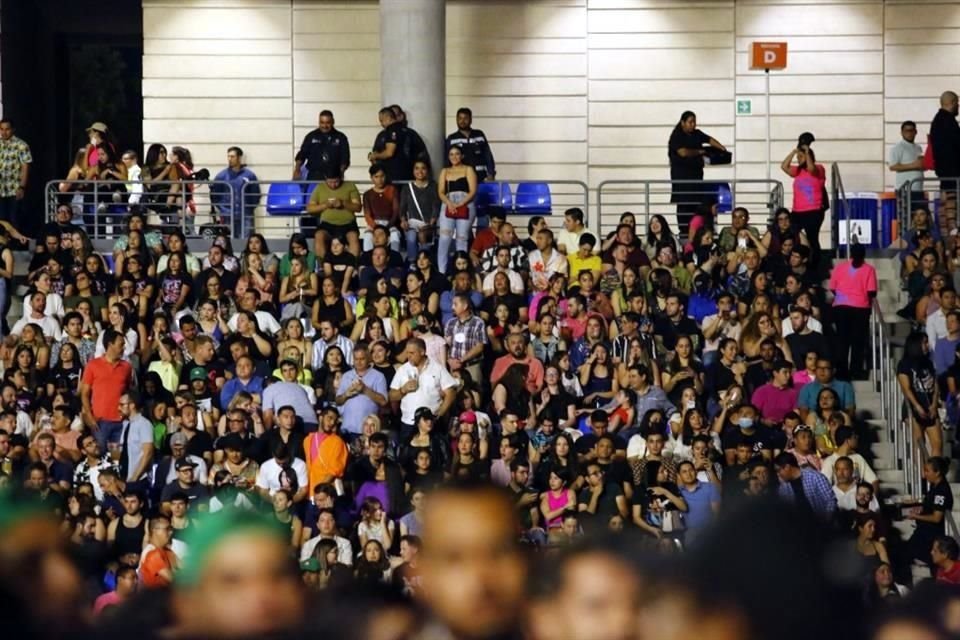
[176,511,287,588]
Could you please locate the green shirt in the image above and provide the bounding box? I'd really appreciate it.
[309,181,360,226]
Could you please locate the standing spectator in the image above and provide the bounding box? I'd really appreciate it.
[0,118,32,226]
[781,142,827,273]
[118,391,154,493]
[667,111,726,235]
[211,146,259,237]
[334,343,387,438]
[888,120,925,207]
[774,452,837,521]
[294,110,350,180]
[368,107,406,183]
[897,332,943,458]
[437,145,478,274]
[80,328,133,452]
[445,107,496,181]
[930,91,960,235]
[444,293,487,384]
[829,244,877,380]
[389,338,458,433]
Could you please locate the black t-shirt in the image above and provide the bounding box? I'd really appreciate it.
[575,433,627,457]
[160,480,210,508]
[654,315,703,353]
[43,222,83,248]
[918,480,954,537]
[195,267,238,296]
[360,248,404,270]
[897,358,937,410]
[721,426,783,457]
[373,122,406,182]
[164,430,214,461]
[578,483,623,533]
[324,252,358,291]
[481,293,525,320]
[744,362,774,398]
[296,128,351,180]
[598,459,631,488]
[786,331,829,363]
[705,360,738,400]
[29,248,70,273]
[508,483,537,530]
[668,128,710,180]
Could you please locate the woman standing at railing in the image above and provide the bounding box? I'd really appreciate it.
[780,143,827,275]
[668,111,727,237]
[897,332,944,458]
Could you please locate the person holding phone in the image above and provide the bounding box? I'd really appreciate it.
[781,142,827,275]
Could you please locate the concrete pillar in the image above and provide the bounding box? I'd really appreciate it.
[379,0,446,172]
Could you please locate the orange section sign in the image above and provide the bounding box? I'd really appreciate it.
[750,42,787,70]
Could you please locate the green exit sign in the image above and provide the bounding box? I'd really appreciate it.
[737,99,752,115]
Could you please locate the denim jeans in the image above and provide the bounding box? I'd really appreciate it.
[437,200,476,273]
[96,419,125,453]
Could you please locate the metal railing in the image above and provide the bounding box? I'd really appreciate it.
[595,179,783,240]
[46,179,236,240]
[901,176,960,240]
[239,179,590,240]
[830,163,852,258]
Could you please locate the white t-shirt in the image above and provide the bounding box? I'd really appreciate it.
[820,452,877,486]
[888,138,924,190]
[256,457,308,497]
[390,358,458,424]
[228,311,282,336]
[300,534,353,565]
[11,314,61,341]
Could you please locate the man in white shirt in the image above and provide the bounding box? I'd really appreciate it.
[820,427,878,490]
[122,150,142,205]
[256,442,308,504]
[832,458,879,512]
[300,508,353,565]
[389,337,458,434]
[927,288,957,349]
[11,291,61,341]
[888,120,924,203]
[555,207,587,255]
[528,227,567,292]
[228,289,282,336]
[481,245,524,295]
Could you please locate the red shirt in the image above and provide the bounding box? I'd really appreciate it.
[81,356,132,421]
[937,560,960,585]
[471,228,498,257]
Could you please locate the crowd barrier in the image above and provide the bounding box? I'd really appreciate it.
[46,179,237,240]
[595,179,784,240]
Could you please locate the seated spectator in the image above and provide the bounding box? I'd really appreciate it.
[556,207,588,255]
[750,359,800,428]
[820,427,878,490]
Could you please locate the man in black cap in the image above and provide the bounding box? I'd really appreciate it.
[160,458,209,515]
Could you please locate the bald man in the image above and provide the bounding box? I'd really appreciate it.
[931,90,960,234]
[419,483,527,640]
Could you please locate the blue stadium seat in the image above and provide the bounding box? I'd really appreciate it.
[513,182,551,215]
[266,182,307,215]
[716,183,732,213]
[476,181,513,211]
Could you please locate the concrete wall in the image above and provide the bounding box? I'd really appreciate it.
[142,0,960,238]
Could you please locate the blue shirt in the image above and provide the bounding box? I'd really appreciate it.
[211,166,260,217]
[220,375,265,411]
[933,337,960,376]
[778,467,837,518]
[336,367,387,435]
[439,290,483,326]
[679,481,720,532]
[797,380,856,411]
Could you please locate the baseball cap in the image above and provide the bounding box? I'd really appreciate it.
[170,432,188,447]
[189,367,207,382]
[300,557,320,572]
[86,121,108,134]
[793,424,813,436]
[459,410,477,424]
[175,458,198,471]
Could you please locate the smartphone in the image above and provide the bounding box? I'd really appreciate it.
[737,237,748,250]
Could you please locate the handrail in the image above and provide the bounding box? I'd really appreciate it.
[831,163,851,259]
[903,176,960,240]
[595,178,783,239]
[46,178,236,240]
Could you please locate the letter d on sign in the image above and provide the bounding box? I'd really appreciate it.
[750,42,788,70]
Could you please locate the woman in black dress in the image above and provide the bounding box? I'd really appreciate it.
[668,111,727,236]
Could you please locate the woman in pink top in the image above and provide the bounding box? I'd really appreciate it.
[540,468,576,531]
[781,143,827,273]
[829,244,877,380]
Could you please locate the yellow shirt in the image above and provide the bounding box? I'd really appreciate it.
[568,253,602,279]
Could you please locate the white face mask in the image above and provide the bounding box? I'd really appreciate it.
[90,135,99,146]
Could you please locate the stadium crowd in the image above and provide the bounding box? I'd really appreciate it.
[0,100,957,640]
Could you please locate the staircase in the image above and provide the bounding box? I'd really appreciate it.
[855,253,959,585]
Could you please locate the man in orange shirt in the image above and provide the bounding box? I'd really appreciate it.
[80,328,132,452]
[303,406,348,497]
[140,515,179,588]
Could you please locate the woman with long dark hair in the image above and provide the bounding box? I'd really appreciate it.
[668,111,726,236]
[897,332,943,457]
[781,142,827,273]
